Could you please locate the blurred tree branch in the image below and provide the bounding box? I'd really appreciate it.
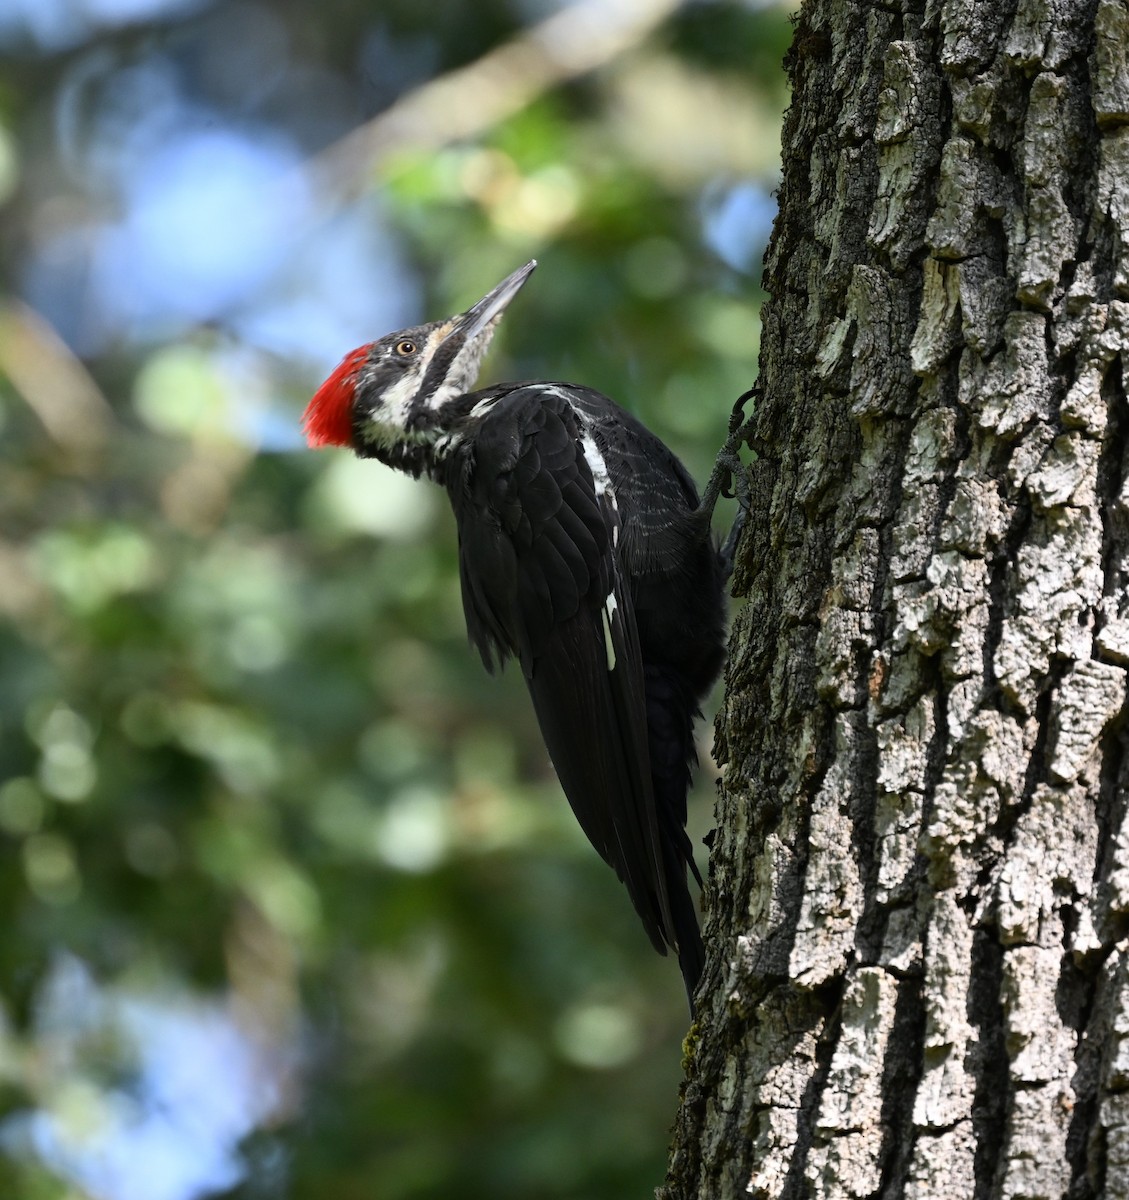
[310,0,679,200]
[0,299,116,469]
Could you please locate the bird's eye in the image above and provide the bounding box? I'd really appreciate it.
[395,340,417,356]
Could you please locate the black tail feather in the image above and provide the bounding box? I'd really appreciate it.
[664,837,705,1012]
[645,663,707,1012]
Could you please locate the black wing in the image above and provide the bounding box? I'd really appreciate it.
[449,386,678,957]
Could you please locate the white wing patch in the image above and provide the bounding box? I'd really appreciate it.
[601,591,619,671]
[537,389,624,675]
[579,430,613,499]
[574,413,620,547]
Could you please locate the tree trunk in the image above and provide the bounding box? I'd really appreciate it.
[664,1,1129,1196]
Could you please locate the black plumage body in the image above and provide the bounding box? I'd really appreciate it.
[304,262,729,1007]
[396,382,724,1001]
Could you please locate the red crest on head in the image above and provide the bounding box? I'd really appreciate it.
[302,346,370,448]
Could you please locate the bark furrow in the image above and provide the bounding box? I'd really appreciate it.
[665,1,1129,1196]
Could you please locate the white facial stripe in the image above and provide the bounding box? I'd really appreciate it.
[351,303,503,464]
[420,317,500,412]
[421,382,460,412]
[415,326,451,410]
[357,328,450,451]
[380,371,420,428]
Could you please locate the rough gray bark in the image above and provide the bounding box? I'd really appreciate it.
[663,1,1129,1197]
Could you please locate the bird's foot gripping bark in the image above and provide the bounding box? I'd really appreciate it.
[699,387,754,584]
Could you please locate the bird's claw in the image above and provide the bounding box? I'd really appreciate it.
[702,387,756,584]
[700,387,755,517]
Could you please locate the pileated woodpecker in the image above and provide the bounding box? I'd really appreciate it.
[303,261,741,1008]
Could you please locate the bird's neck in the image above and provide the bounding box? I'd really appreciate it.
[364,429,465,484]
[360,387,504,482]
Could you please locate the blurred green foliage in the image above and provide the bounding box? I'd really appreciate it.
[0,1,789,1196]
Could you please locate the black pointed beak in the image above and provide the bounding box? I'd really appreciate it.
[450,260,537,343]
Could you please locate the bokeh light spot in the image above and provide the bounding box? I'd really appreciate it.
[553,1002,642,1070]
